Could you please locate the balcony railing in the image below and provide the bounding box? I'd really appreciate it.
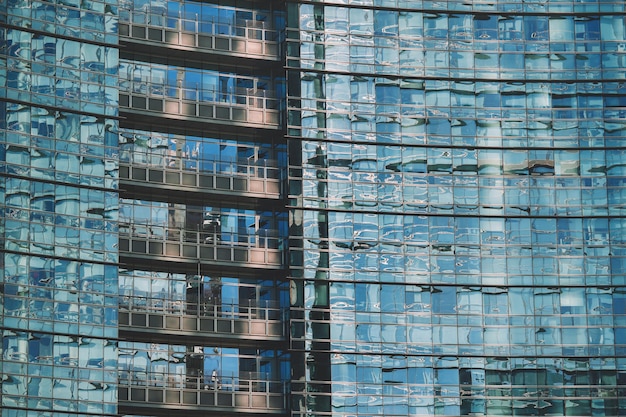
[119,370,286,412]
[119,156,282,198]
[119,82,281,127]
[119,10,281,60]
[119,224,285,268]
[119,298,287,340]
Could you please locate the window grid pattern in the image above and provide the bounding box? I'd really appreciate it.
[1,2,120,416]
[288,2,626,416]
[1,27,119,116]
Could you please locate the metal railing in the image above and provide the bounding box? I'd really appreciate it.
[120,81,279,109]
[121,154,281,178]
[119,370,288,411]
[119,156,283,197]
[118,223,285,267]
[120,370,284,392]
[119,82,281,126]
[119,10,278,40]
[119,10,281,58]
[120,223,283,250]
[119,297,284,321]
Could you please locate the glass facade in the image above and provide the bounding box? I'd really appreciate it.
[114,0,289,416]
[1,0,290,416]
[1,0,119,415]
[3,0,626,416]
[286,1,626,416]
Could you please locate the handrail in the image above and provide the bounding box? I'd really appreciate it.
[118,297,285,320]
[119,9,278,41]
[119,370,285,393]
[118,223,284,251]
[119,82,282,126]
[120,81,278,109]
[119,154,282,181]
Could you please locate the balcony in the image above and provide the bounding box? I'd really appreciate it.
[119,371,286,414]
[119,299,287,343]
[119,82,281,128]
[120,156,282,200]
[119,225,285,270]
[119,10,281,61]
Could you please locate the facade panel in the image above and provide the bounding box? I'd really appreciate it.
[2,0,626,416]
[287,1,626,416]
[1,0,120,415]
[115,1,289,416]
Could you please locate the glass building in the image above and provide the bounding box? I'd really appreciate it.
[115,1,289,414]
[1,0,626,416]
[285,1,626,416]
[2,0,290,416]
[1,0,120,414]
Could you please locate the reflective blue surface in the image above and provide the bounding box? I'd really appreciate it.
[1,0,119,415]
[288,1,626,416]
[114,0,290,415]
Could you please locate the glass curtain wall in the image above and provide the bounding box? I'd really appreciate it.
[1,0,120,415]
[116,0,289,414]
[287,1,626,416]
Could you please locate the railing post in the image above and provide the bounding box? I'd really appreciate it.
[230,302,236,333]
[195,85,199,115]
[178,9,182,35]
